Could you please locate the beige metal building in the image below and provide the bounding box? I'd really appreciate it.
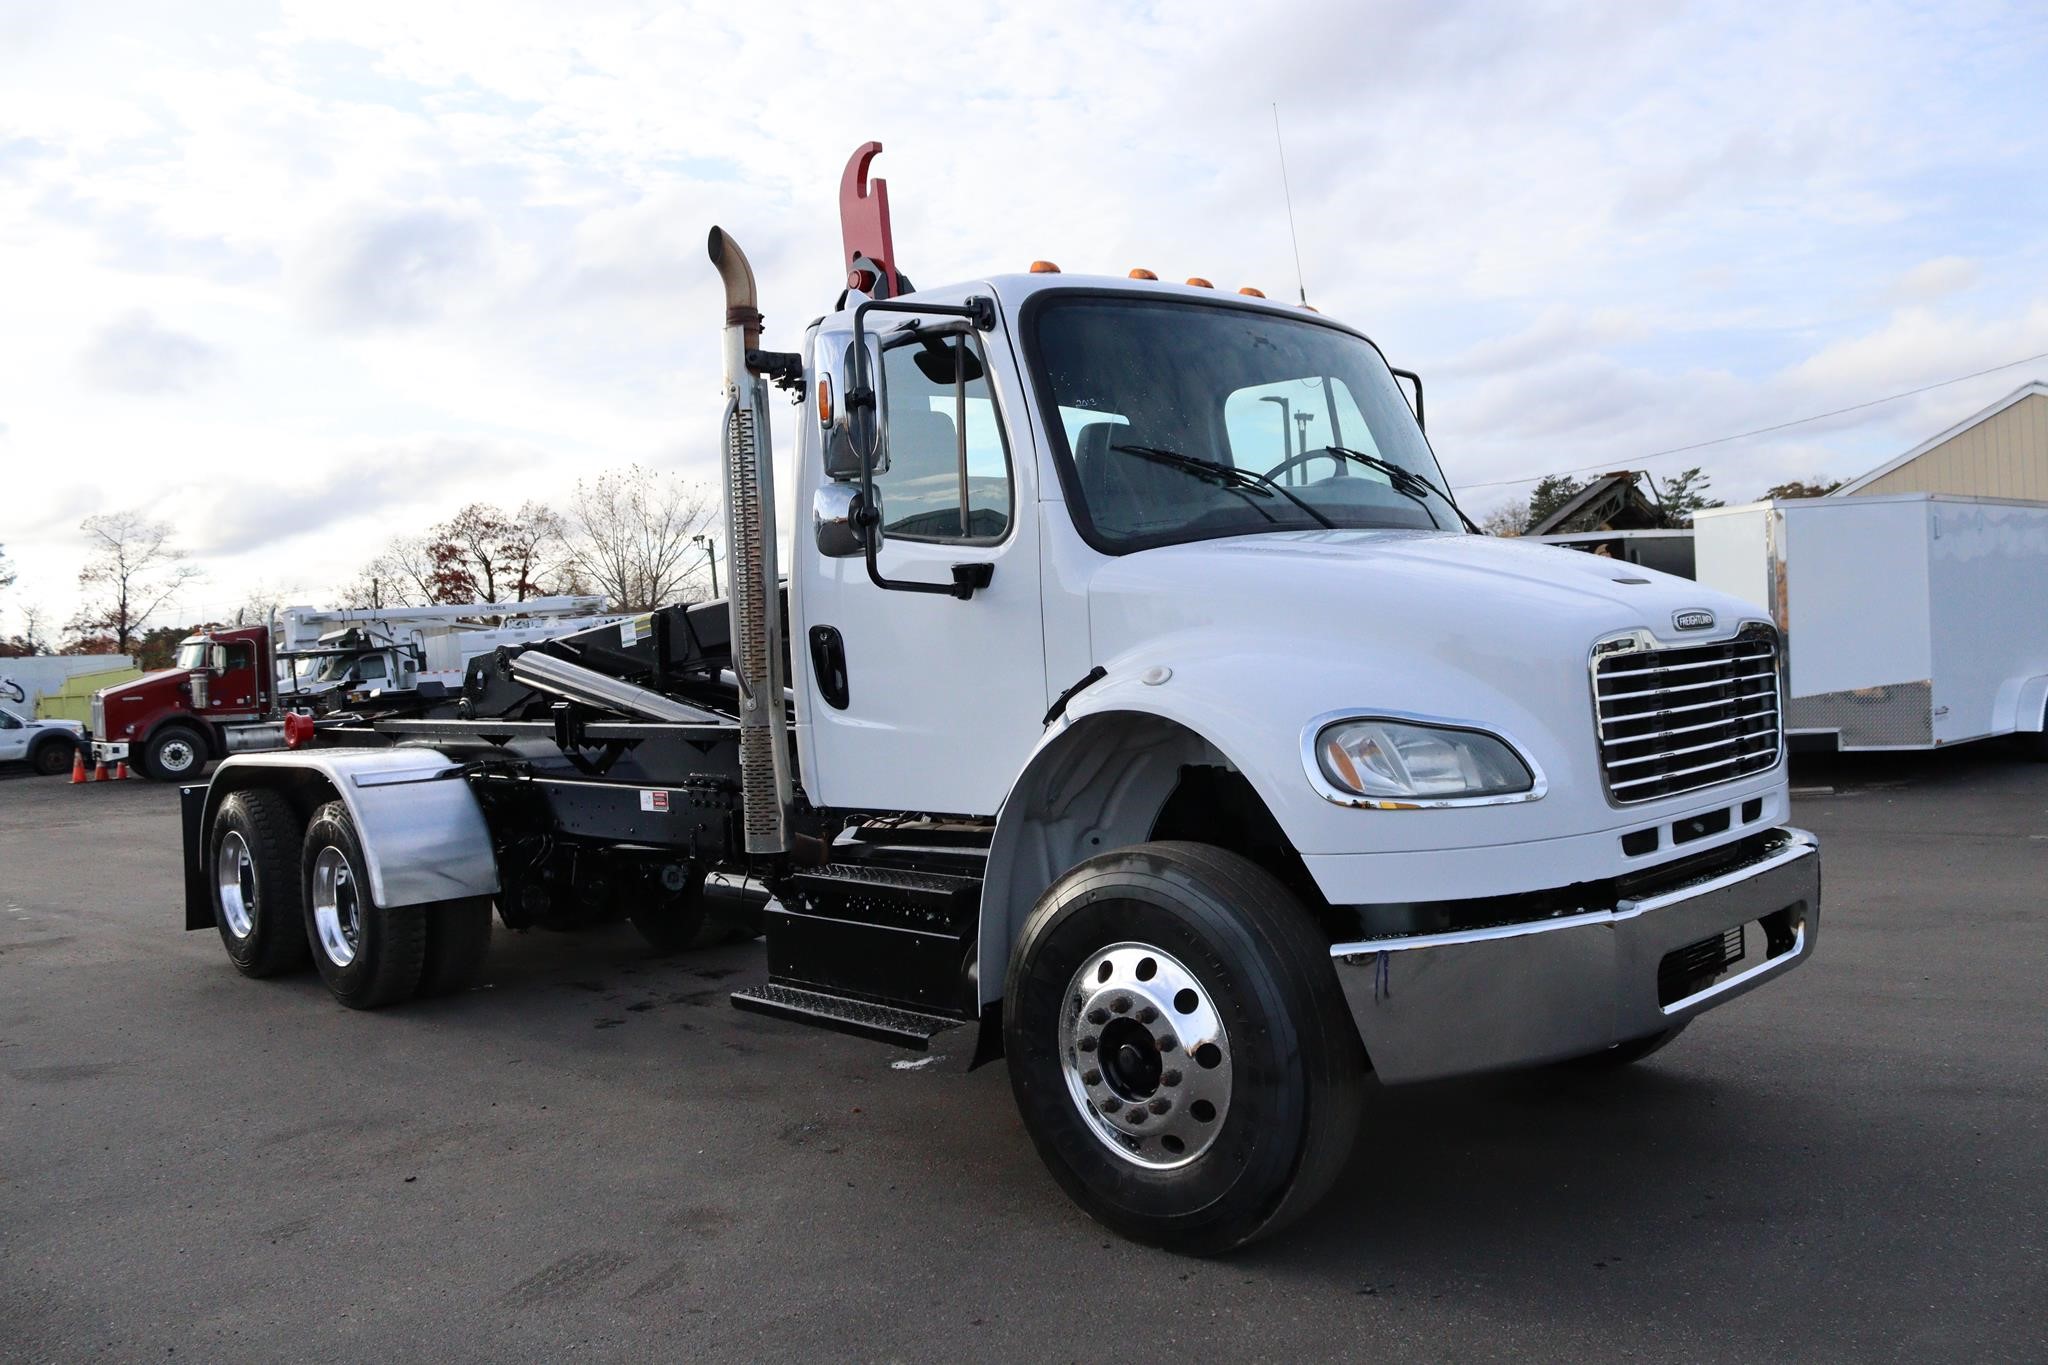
[1834,380,2048,499]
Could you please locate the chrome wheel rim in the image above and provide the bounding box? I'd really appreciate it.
[157,736,198,774]
[215,830,256,939]
[310,846,361,968]
[1059,942,1232,1169]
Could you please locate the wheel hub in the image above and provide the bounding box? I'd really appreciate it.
[310,846,361,968]
[1059,942,1232,1169]
[215,830,255,939]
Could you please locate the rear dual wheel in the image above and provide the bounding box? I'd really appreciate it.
[298,801,492,1008]
[1005,841,1365,1255]
[211,789,313,977]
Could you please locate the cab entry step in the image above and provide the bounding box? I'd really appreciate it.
[731,983,967,1052]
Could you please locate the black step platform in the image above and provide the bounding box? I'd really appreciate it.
[730,983,967,1051]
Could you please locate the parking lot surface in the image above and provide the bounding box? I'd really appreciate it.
[2,751,2044,1362]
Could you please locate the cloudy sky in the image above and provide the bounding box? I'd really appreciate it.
[3,0,2045,632]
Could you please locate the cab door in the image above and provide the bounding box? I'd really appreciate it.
[212,639,262,716]
[0,710,27,763]
[792,295,1044,817]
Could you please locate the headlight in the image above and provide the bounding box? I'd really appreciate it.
[1306,716,1541,808]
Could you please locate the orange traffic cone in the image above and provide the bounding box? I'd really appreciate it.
[115,760,132,781]
[70,750,88,784]
[91,757,109,782]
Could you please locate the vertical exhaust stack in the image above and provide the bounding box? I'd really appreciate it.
[708,226,793,855]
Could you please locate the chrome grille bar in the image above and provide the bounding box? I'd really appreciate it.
[1593,627,1783,803]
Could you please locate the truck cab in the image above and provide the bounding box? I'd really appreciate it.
[92,625,272,779]
[180,146,1819,1254]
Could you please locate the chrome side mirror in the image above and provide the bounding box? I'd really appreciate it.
[813,483,867,558]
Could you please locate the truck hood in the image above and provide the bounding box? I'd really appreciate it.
[1077,528,1786,875]
[1086,529,1752,666]
[99,669,190,697]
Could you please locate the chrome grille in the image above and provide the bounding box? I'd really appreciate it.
[1594,627,1782,804]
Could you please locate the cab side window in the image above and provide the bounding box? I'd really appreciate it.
[876,333,1012,543]
[222,642,255,673]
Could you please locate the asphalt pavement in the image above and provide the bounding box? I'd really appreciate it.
[2,749,2043,1362]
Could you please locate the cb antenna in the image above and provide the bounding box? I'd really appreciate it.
[1272,103,1308,306]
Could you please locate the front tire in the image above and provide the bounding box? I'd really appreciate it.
[30,737,75,776]
[142,724,208,782]
[1004,841,1364,1254]
[211,789,312,977]
[301,801,425,1009]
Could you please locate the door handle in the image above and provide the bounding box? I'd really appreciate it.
[808,626,850,710]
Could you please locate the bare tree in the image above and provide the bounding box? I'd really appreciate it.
[1478,501,1529,537]
[232,581,301,627]
[383,535,442,605]
[339,550,418,609]
[17,603,48,654]
[565,466,719,611]
[496,500,571,600]
[68,511,202,654]
[0,542,15,594]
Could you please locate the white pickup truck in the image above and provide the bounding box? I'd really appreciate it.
[177,145,1821,1252]
[0,705,84,776]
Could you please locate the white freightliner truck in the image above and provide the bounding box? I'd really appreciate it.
[179,145,1820,1251]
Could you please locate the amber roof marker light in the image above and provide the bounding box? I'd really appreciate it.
[1238,287,1265,298]
[1030,260,1061,274]
[1185,277,1214,289]
[1128,268,1158,280]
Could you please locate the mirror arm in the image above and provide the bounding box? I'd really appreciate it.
[847,295,999,600]
[1390,367,1426,432]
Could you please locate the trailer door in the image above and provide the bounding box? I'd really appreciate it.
[795,302,1045,817]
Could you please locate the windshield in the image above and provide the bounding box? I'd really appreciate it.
[295,652,386,685]
[1029,296,1460,552]
[174,640,210,670]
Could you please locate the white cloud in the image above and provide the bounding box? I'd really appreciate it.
[1890,256,1979,303]
[293,203,498,329]
[77,311,228,394]
[0,0,2045,617]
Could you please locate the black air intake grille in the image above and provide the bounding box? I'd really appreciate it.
[1595,629,1782,804]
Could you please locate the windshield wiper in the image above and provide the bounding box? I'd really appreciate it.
[1113,444,1335,529]
[1319,446,1480,533]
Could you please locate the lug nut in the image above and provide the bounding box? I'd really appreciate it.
[1137,1005,1158,1024]
[1155,1036,1176,1053]
[1162,1069,1182,1087]
[1082,1069,1102,1086]
[1126,1109,1146,1124]
[1149,1097,1171,1114]
[1086,1007,1109,1025]
[1100,1096,1122,1113]
[1078,1035,1098,1053]
[1111,996,1132,1014]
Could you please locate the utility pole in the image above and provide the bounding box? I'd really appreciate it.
[693,534,720,600]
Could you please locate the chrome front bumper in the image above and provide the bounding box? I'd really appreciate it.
[1332,827,1819,1084]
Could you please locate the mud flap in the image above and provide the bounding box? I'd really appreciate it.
[181,782,213,930]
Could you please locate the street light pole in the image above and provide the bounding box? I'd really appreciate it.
[694,534,720,600]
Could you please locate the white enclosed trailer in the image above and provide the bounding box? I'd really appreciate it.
[1692,494,2048,751]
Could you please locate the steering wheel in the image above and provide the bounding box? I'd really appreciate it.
[1259,448,1352,485]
